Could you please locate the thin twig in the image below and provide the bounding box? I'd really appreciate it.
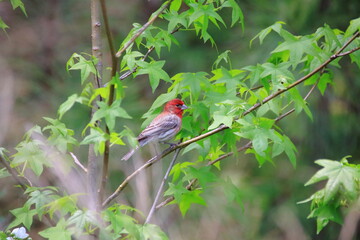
[0,154,30,190]
[115,1,173,58]
[70,152,88,173]
[102,32,360,207]
[145,148,181,224]
[335,46,360,57]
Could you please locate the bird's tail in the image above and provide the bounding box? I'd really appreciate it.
[121,146,139,161]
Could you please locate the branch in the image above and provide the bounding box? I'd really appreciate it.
[115,1,172,58]
[102,145,177,207]
[338,198,360,240]
[145,148,182,224]
[156,77,321,209]
[98,0,119,204]
[0,153,31,190]
[336,46,360,57]
[71,152,88,173]
[88,0,102,211]
[102,31,360,207]
[99,0,116,70]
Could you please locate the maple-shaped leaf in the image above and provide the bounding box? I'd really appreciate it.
[305,157,360,203]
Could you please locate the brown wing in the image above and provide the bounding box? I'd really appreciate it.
[137,113,181,146]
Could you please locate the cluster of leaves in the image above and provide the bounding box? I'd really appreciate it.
[1,0,360,239]
[2,184,168,240]
[299,156,360,233]
[0,0,27,31]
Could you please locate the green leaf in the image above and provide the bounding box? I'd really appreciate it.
[81,127,108,155]
[208,113,233,130]
[179,72,210,100]
[67,210,98,231]
[58,94,86,119]
[260,62,294,91]
[344,17,360,37]
[67,53,98,84]
[0,16,9,31]
[283,135,297,167]
[163,10,188,32]
[0,232,8,239]
[164,182,206,216]
[183,166,218,187]
[105,207,140,239]
[222,177,244,208]
[305,158,360,203]
[45,195,79,218]
[188,2,225,44]
[317,73,332,95]
[250,21,285,46]
[242,64,263,87]
[212,50,232,69]
[0,168,10,178]
[164,182,188,201]
[226,0,244,28]
[272,35,320,69]
[178,189,206,216]
[27,189,58,219]
[252,130,269,157]
[12,141,49,176]
[91,100,132,131]
[43,118,78,153]
[149,29,178,56]
[315,24,341,50]
[39,219,72,240]
[136,61,170,92]
[289,88,313,120]
[141,224,169,240]
[8,204,37,230]
[308,204,343,234]
[121,51,143,70]
[10,0,27,16]
[170,161,196,182]
[170,0,182,12]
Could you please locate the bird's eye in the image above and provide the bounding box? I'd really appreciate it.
[176,104,181,107]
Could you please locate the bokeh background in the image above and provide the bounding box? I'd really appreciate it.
[0,0,359,239]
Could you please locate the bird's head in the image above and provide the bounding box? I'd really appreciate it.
[164,99,188,118]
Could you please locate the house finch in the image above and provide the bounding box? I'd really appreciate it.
[121,99,188,161]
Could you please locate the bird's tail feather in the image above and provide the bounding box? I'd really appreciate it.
[121,146,138,161]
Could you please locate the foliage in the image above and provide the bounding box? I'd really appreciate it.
[0,0,359,239]
[299,156,360,233]
[0,0,26,31]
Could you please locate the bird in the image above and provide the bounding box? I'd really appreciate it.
[121,98,188,161]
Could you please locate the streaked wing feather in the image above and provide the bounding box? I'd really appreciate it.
[138,113,180,143]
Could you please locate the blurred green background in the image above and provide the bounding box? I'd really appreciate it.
[0,0,359,239]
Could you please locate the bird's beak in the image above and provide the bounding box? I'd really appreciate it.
[181,104,188,110]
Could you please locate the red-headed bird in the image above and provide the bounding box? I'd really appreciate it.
[121,99,188,161]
